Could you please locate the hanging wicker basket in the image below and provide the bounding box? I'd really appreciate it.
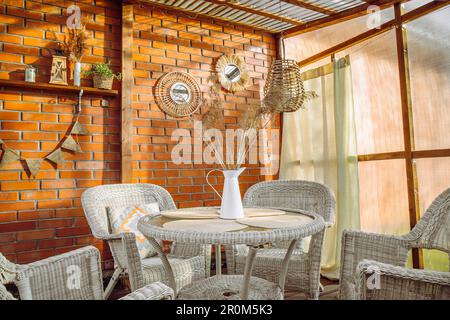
[93,74,114,90]
[263,59,306,113]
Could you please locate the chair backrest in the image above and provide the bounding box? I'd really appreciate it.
[243,180,336,225]
[0,246,104,300]
[409,188,450,254]
[81,184,176,238]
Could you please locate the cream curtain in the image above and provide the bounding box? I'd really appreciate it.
[280,56,360,279]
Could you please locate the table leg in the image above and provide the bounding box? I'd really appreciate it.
[215,244,221,276]
[240,246,258,299]
[146,237,177,295]
[278,239,299,292]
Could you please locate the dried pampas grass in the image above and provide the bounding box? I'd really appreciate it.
[61,24,89,63]
[201,71,318,170]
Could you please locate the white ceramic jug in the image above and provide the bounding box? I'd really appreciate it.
[206,167,245,220]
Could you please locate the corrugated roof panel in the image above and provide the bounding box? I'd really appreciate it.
[144,0,378,33]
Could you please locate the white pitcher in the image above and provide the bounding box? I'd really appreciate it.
[206,167,245,220]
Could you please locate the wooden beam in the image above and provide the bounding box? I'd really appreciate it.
[121,4,134,183]
[282,0,336,16]
[394,3,421,268]
[412,149,450,159]
[358,151,406,162]
[202,0,303,26]
[281,0,406,38]
[402,0,450,23]
[358,149,450,162]
[297,0,449,67]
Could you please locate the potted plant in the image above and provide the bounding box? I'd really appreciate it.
[85,63,122,90]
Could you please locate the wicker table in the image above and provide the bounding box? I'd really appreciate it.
[137,207,325,300]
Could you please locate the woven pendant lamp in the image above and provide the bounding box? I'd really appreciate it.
[263,38,311,112]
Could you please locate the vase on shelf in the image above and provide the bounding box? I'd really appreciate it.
[73,62,82,87]
[206,167,245,220]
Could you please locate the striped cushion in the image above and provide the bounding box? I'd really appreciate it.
[108,202,160,259]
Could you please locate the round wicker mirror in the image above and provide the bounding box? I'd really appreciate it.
[216,55,248,92]
[155,72,201,117]
[170,82,191,104]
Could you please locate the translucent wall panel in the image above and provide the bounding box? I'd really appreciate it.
[284,8,394,63]
[415,157,450,271]
[358,159,410,235]
[339,30,404,154]
[406,7,450,150]
[285,12,404,155]
[402,0,434,13]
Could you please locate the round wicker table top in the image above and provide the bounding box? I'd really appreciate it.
[138,207,325,245]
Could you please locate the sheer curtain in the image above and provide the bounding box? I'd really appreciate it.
[280,57,360,279]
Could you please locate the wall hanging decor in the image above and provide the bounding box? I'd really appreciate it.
[49,54,68,85]
[216,54,249,92]
[155,71,202,117]
[0,90,89,178]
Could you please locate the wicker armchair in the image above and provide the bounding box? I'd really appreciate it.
[81,183,211,298]
[340,188,450,300]
[0,246,174,300]
[225,180,336,299]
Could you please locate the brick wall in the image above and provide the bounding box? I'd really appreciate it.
[131,5,278,207]
[0,1,277,266]
[0,0,122,264]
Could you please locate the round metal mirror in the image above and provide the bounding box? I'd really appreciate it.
[170,82,191,104]
[224,64,241,83]
[216,55,248,92]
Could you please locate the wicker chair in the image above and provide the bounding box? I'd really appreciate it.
[340,188,450,300]
[81,183,211,298]
[225,180,336,299]
[0,246,174,300]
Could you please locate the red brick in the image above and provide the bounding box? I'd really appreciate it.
[0,241,37,254]
[0,221,36,233]
[38,219,73,229]
[37,199,72,209]
[1,181,39,191]
[56,227,91,237]
[17,229,54,241]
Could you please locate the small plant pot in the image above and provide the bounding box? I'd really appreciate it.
[93,74,114,90]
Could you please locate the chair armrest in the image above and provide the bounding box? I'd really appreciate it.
[17,246,103,300]
[354,259,450,300]
[170,243,212,278]
[339,230,411,299]
[119,282,174,300]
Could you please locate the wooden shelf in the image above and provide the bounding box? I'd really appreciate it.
[0,79,119,97]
